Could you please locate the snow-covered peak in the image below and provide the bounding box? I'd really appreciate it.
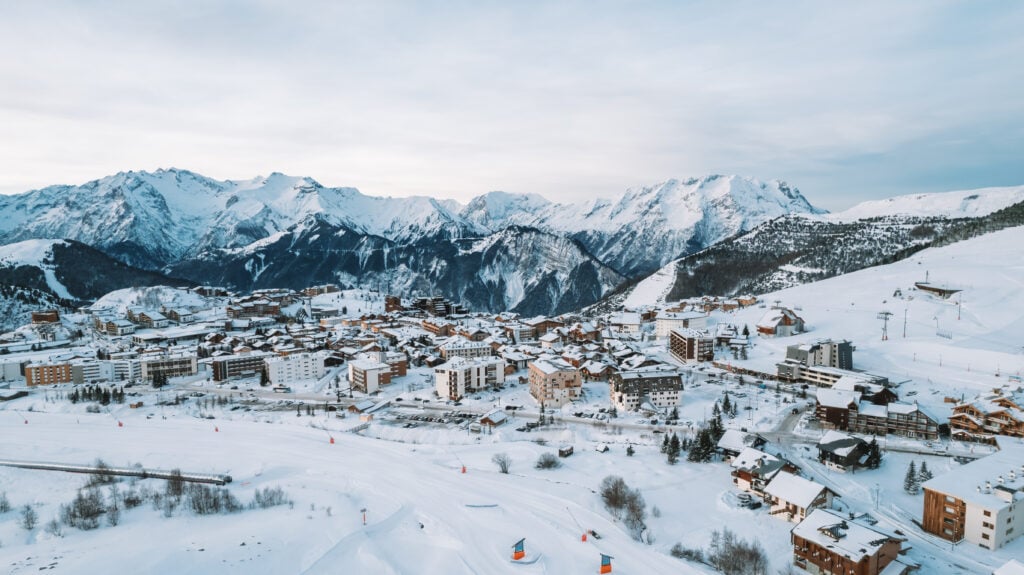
[828,185,1024,222]
[459,191,552,230]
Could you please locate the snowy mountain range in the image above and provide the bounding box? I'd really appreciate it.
[598,185,1024,311]
[0,170,821,314]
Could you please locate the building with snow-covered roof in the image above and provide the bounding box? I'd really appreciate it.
[717,428,768,460]
[668,328,714,364]
[528,359,580,407]
[791,509,907,575]
[950,392,1024,443]
[439,336,492,361]
[730,447,798,496]
[264,351,329,387]
[654,311,706,338]
[608,365,682,412]
[764,471,836,523]
[756,307,804,337]
[921,443,1024,550]
[816,430,870,472]
[434,356,505,401]
[210,351,272,381]
[348,358,391,394]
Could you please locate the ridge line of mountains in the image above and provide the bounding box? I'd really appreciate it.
[1,168,1023,329]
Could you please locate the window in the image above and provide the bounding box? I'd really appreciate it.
[983,510,991,517]
[983,522,993,529]
[982,533,990,540]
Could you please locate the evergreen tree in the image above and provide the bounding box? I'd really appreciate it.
[626,445,635,457]
[260,367,270,387]
[904,461,919,494]
[918,461,933,483]
[668,433,681,465]
[661,434,670,454]
[721,393,732,415]
[865,438,883,469]
[742,324,750,337]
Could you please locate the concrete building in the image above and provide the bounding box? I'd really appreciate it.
[24,362,73,386]
[264,351,328,387]
[608,366,683,412]
[434,357,505,401]
[439,336,492,360]
[668,328,714,364]
[210,352,272,381]
[655,311,707,338]
[349,358,391,394]
[528,359,581,407]
[921,444,1024,550]
[140,354,198,381]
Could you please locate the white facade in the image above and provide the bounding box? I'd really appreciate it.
[348,359,390,394]
[434,357,505,401]
[655,311,707,338]
[439,336,492,360]
[265,351,328,386]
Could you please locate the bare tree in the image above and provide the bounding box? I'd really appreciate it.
[491,453,511,474]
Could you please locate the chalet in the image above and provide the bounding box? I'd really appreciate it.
[914,281,961,300]
[608,312,642,334]
[949,392,1024,443]
[31,310,60,324]
[106,319,136,336]
[717,429,769,460]
[348,399,376,413]
[137,311,170,329]
[816,388,860,430]
[731,447,799,496]
[757,307,805,338]
[580,360,612,381]
[816,430,869,472]
[764,471,836,523]
[791,509,908,575]
[479,409,508,428]
[163,308,194,324]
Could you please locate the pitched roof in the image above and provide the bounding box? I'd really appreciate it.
[765,471,829,509]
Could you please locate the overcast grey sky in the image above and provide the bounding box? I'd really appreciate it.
[1,1,1021,210]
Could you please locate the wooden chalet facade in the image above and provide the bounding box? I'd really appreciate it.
[949,394,1024,443]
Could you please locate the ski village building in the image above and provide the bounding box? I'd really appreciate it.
[668,328,714,364]
[791,509,910,575]
[528,358,581,407]
[949,392,1024,443]
[435,356,505,401]
[654,310,707,338]
[921,443,1024,550]
[438,336,492,360]
[815,388,940,440]
[264,351,329,387]
[608,365,683,412]
[756,307,805,337]
[763,471,836,523]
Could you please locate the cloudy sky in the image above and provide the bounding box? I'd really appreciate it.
[1,1,1021,210]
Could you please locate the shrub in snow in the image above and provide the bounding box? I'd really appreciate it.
[535,453,561,469]
[20,504,38,530]
[250,486,291,510]
[491,453,511,474]
[0,491,10,513]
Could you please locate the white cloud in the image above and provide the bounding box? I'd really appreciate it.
[1,1,1022,210]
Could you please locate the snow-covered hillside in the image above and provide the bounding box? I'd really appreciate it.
[0,239,74,299]
[828,185,1024,222]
